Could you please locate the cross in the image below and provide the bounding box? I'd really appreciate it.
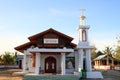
[80,8,86,16]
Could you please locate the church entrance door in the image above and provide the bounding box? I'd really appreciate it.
[45,56,56,73]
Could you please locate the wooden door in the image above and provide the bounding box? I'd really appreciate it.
[19,60,22,69]
[45,57,56,73]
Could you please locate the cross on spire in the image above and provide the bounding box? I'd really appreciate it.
[80,9,86,16]
[80,9,86,25]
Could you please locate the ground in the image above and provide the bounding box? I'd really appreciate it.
[0,69,120,80]
[0,69,23,80]
[102,70,120,80]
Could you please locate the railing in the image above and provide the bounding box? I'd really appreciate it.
[0,65,19,69]
[94,65,120,70]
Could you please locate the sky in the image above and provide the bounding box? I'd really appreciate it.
[0,0,120,54]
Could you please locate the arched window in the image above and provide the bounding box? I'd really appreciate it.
[82,30,87,41]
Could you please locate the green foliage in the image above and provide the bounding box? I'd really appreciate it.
[0,52,17,65]
[91,48,97,60]
[115,46,120,60]
[91,47,104,60]
[103,47,114,57]
[96,51,104,57]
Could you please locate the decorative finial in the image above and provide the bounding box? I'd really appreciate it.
[80,8,86,25]
[80,8,86,16]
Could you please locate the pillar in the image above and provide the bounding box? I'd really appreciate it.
[35,53,41,74]
[106,56,109,65]
[98,60,100,66]
[86,49,92,71]
[78,49,83,71]
[61,53,66,75]
[94,61,96,66]
[112,59,114,65]
[75,50,78,71]
[23,50,27,72]
[97,60,99,66]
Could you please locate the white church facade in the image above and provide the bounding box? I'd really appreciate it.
[15,13,103,78]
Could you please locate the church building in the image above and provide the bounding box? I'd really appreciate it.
[15,13,94,76]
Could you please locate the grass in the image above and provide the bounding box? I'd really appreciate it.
[23,75,79,80]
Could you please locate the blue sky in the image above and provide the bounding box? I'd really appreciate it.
[0,0,120,53]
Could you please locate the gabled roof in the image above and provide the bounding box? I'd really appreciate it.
[15,28,76,53]
[94,54,107,60]
[28,28,73,41]
[14,42,35,52]
[94,54,117,61]
[70,43,77,47]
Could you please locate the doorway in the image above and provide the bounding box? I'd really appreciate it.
[45,56,56,73]
[19,60,22,69]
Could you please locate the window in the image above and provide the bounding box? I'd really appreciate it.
[82,30,87,41]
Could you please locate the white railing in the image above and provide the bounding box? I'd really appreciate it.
[114,66,120,70]
[0,65,19,68]
[94,65,120,70]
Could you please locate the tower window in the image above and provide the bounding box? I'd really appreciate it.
[82,30,87,41]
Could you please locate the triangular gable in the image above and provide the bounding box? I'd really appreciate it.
[28,28,73,41]
[15,28,76,53]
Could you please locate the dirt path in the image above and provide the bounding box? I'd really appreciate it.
[102,70,120,80]
[0,76,23,80]
[0,69,23,80]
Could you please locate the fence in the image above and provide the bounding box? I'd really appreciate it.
[0,65,19,69]
[94,65,120,70]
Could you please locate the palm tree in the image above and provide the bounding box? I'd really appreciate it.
[103,47,114,65]
[2,52,15,65]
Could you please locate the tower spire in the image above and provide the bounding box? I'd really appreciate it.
[77,9,90,44]
[80,9,86,25]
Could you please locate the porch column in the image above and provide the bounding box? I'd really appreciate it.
[112,59,114,65]
[86,49,92,71]
[23,50,27,72]
[78,49,83,72]
[35,53,41,74]
[97,60,99,66]
[61,53,66,75]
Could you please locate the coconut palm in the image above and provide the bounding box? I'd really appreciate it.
[2,52,16,65]
[103,47,114,65]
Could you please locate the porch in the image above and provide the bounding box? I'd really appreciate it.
[23,47,74,75]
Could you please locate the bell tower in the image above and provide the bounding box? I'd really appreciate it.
[76,9,103,79]
[77,9,90,46]
[77,9,92,72]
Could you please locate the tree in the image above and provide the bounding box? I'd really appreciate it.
[0,55,3,64]
[96,51,104,57]
[103,47,114,65]
[1,52,17,65]
[91,47,97,60]
[115,46,120,60]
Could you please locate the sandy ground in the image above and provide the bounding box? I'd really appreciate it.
[0,69,23,80]
[0,76,23,80]
[0,69,120,80]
